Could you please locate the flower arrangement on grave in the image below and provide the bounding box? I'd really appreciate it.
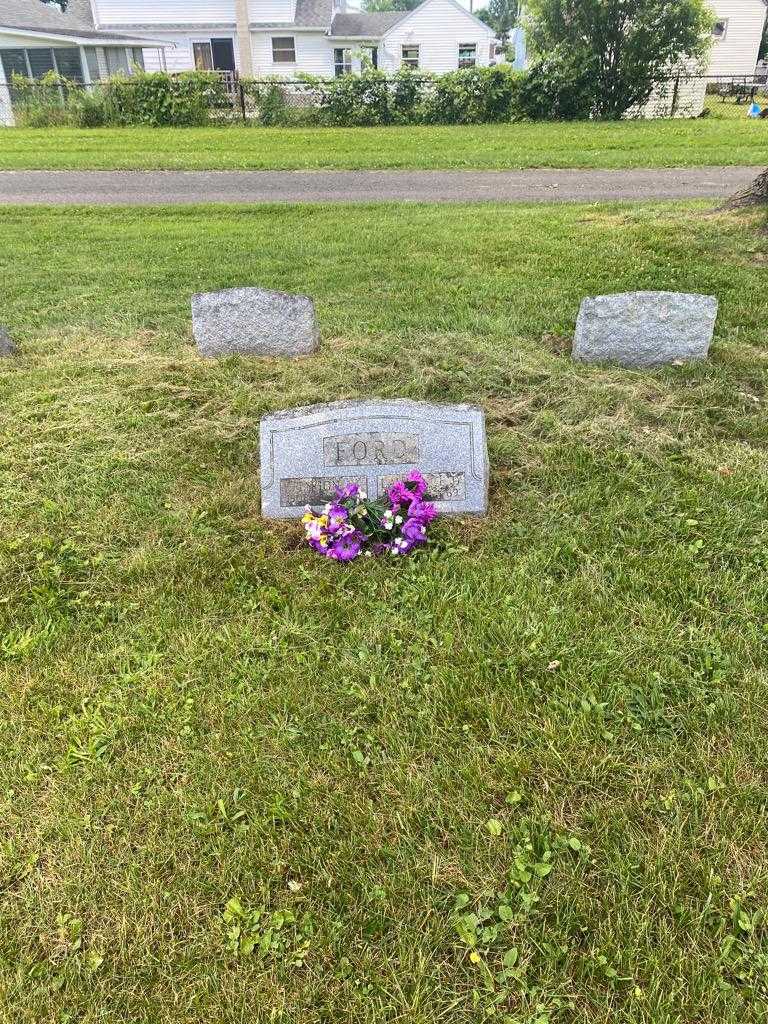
[301,470,438,561]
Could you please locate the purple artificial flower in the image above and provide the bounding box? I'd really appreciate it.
[327,533,363,561]
[392,536,415,555]
[404,470,428,499]
[408,500,438,524]
[335,483,360,501]
[371,541,393,557]
[386,480,412,509]
[326,503,349,534]
[401,518,428,544]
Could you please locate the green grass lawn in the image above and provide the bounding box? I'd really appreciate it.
[1,200,768,1023]
[2,102,767,171]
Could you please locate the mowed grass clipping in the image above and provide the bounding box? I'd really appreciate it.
[0,201,768,1024]
[2,101,768,170]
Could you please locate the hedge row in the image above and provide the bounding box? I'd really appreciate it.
[10,61,599,129]
[245,64,593,126]
[10,70,227,128]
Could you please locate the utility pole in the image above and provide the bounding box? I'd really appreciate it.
[235,0,253,76]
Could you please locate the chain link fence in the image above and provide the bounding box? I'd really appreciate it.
[2,72,767,128]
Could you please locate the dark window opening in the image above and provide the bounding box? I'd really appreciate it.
[401,45,419,69]
[272,36,296,63]
[334,47,351,77]
[210,38,235,72]
[458,43,477,69]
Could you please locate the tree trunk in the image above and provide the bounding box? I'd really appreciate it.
[720,167,768,209]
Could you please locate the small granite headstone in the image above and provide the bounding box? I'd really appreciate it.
[0,326,15,357]
[572,291,718,368]
[192,286,319,358]
[260,399,488,519]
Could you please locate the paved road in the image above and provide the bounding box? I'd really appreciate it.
[0,166,759,205]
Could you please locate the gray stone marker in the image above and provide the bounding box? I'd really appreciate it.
[572,291,718,368]
[191,286,318,358]
[260,399,488,519]
[0,326,15,357]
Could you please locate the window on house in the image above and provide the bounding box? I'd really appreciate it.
[193,40,235,72]
[193,41,213,70]
[458,43,477,69]
[84,47,101,81]
[272,36,296,63]
[334,47,352,77]
[210,39,235,71]
[712,19,728,39]
[27,48,56,79]
[105,47,130,77]
[0,46,86,83]
[131,47,145,71]
[53,47,85,81]
[401,45,419,69]
[0,48,28,81]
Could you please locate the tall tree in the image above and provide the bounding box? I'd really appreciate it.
[759,15,768,61]
[525,0,713,119]
[477,0,519,45]
[363,0,422,10]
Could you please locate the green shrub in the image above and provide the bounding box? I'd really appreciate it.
[423,65,524,124]
[516,46,597,120]
[318,70,393,127]
[387,68,423,123]
[101,71,225,127]
[10,71,74,127]
[68,88,108,128]
[10,70,227,128]
[241,78,289,126]
[240,77,325,126]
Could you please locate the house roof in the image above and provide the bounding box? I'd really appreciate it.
[1,0,96,33]
[329,11,409,38]
[0,0,171,45]
[294,0,335,27]
[329,0,494,40]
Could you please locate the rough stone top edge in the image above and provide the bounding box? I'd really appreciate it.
[580,290,718,306]
[191,286,316,304]
[261,398,487,423]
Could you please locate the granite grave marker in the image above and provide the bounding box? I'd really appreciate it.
[0,326,15,357]
[572,291,718,368]
[260,399,488,518]
[192,286,318,358]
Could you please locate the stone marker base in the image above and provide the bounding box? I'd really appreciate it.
[192,286,319,358]
[572,291,718,368]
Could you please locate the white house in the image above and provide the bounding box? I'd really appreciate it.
[707,0,767,77]
[0,0,169,84]
[0,0,496,83]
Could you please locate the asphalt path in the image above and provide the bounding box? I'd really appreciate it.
[0,166,759,205]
